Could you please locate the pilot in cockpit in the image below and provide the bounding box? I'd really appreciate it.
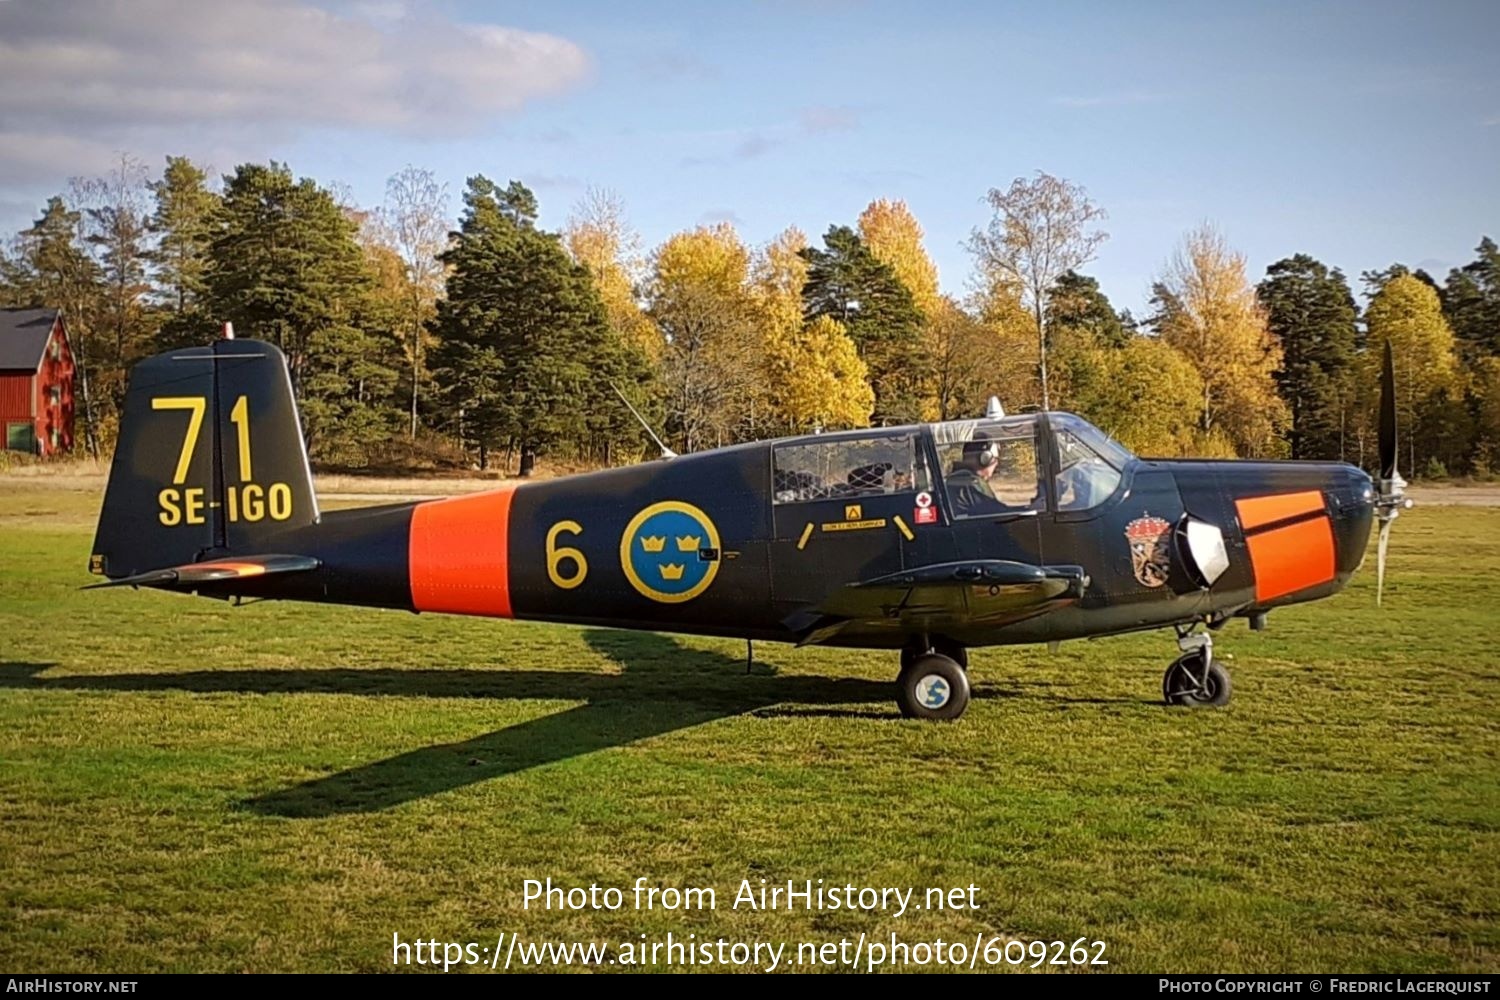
[945,431,1009,515]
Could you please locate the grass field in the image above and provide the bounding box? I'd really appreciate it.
[0,480,1496,973]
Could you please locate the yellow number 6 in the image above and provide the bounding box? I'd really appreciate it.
[546,521,587,590]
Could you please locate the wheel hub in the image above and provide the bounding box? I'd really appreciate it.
[915,674,951,709]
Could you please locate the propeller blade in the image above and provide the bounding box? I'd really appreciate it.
[1379,340,1398,482]
[1376,518,1392,607]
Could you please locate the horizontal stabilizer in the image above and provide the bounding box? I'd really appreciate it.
[85,554,319,591]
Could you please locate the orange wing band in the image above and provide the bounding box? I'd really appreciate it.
[408,487,516,617]
[1243,515,1336,602]
[1236,490,1325,531]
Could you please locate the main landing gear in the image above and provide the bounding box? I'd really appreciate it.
[896,636,970,721]
[1162,627,1232,708]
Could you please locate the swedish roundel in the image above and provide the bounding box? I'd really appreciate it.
[619,501,721,603]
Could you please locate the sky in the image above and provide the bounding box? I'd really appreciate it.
[0,0,1496,314]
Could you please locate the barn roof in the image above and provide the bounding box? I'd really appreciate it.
[0,308,60,371]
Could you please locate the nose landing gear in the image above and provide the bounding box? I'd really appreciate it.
[1163,628,1232,707]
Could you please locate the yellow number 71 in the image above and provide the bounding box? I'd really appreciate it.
[151,395,253,485]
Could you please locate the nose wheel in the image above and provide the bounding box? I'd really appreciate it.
[1163,630,1232,707]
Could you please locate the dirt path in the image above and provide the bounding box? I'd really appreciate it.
[1405,485,1500,507]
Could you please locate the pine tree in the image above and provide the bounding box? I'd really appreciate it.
[296,223,413,467]
[431,176,620,474]
[204,163,372,393]
[801,225,926,424]
[148,157,222,350]
[1046,270,1131,348]
[1442,237,1500,361]
[1256,255,1359,460]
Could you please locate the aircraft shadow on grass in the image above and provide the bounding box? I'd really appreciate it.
[2,631,1014,818]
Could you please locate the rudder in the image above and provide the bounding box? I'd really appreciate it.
[90,339,318,579]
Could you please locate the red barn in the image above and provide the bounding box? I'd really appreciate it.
[0,308,75,456]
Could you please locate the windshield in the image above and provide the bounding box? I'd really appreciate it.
[1047,413,1135,469]
[1049,413,1134,511]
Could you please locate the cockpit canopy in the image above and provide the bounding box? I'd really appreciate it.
[769,412,1134,517]
[932,412,1132,517]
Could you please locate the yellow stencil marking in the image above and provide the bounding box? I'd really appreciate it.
[893,515,914,541]
[797,522,814,550]
[821,518,887,532]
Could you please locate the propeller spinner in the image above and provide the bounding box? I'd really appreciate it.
[1376,340,1413,605]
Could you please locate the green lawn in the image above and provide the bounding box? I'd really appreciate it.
[0,482,1495,973]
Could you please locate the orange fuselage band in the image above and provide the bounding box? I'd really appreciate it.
[408,487,516,617]
[1235,491,1335,602]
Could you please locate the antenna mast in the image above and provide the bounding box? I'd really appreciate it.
[609,383,677,459]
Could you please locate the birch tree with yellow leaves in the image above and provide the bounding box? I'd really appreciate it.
[647,223,762,451]
[565,187,660,360]
[857,198,943,418]
[858,199,941,317]
[752,227,872,431]
[1150,224,1289,457]
[1363,272,1462,475]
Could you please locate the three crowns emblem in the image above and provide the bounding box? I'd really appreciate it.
[644,533,698,580]
[642,535,701,553]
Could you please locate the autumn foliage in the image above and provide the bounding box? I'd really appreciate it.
[2,159,1494,478]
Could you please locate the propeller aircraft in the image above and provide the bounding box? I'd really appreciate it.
[87,337,1410,721]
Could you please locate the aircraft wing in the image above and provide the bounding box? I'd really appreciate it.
[85,553,320,591]
[789,560,1088,646]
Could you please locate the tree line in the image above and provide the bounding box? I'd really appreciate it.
[2,156,1495,479]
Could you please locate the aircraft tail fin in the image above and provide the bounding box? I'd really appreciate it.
[90,339,319,580]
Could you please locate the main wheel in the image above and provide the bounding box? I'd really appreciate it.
[1162,653,1232,707]
[900,637,969,672]
[897,653,971,721]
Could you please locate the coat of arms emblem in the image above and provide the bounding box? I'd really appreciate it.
[1125,514,1172,588]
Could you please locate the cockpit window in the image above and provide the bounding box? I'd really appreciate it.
[772,433,930,504]
[1053,418,1128,511]
[932,416,1043,518]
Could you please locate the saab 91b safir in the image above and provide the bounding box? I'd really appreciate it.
[87,337,1410,721]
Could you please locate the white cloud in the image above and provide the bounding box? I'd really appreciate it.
[0,0,591,184]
